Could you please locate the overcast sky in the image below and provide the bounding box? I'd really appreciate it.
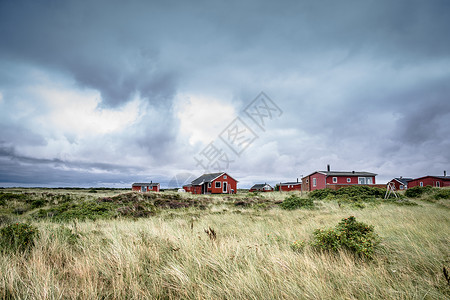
[1,0,449,188]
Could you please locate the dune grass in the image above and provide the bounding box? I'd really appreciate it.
[0,189,449,299]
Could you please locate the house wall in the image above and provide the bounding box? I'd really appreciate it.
[326,184,386,190]
[191,185,203,194]
[408,177,449,188]
[210,173,237,194]
[310,173,327,191]
[389,180,406,190]
[279,184,302,192]
[132,185,159,192]
[183,186,192,193]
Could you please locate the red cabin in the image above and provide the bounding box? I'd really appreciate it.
[388,177,413,190]
[279,181,302,192]
[132,182,160,192]
[407,174,450,188]
[302,170,378,191]
[182,184,193,193]
[249,183,273,192]
[190,172,238,194]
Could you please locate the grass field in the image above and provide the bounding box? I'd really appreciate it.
[0,188,449,299]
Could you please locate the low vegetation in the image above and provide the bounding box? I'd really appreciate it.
[0,187,448,299]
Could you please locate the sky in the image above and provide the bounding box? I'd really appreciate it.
[0,0,449,188]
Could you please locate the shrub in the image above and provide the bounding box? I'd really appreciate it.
[280,195,314,210]
[433,189,450,200]
[405,186,433,198]
[309,189,336,200]
[30,199,46,209]
[290,240,306,252]
[0,223,40,253]
[311,216,380,259]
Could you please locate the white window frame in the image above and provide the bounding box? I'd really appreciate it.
[347,178,351,183]
[400,185,404,190]
[420,182,423,187]
[332,177,337,183]
[367,177,372,184]
[436,181,440,187]
[208,182,211,188]
[313,178,317,187]
[358,177,366,184]
[224,175,227,179]
[215,181,221,188]
[223,182,227,193]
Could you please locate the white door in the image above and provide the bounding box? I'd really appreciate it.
[223,182,227,193]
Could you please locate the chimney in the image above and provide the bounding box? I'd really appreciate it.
[352,171,355,174]
[400,176,403,179]
[297,178,299,183]
[327,164,330,172]
[445,170,447,177]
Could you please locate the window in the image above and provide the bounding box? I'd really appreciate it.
[208,182,211,188]
[358,177,373,184]
[333,177,337,183]
[347,178,351,183]
[306,179,309,184]
[400,185,404,190]
[313,178,317,187]
[420,182,423,187]
[264,185,271,190]
[141,186,147,192]
[436,181,440,187]
[215,181,221,188]
[224,175,227,179]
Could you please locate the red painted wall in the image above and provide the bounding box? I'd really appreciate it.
[132,185,159,192]
[279,184,302,192]
[210,173,237,194]
[388,179,407,190]
[408,177,449,188]
[310,173,326,191]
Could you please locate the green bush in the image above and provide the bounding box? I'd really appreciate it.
[0,223,40,253]
[405,186,433,198]
[311,216,380,259]
[309,189,336,200]
[433,189,450,200]
[290,239,306,252]
[280,195,314,210]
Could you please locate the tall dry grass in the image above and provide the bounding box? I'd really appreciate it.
[0,198,449,299]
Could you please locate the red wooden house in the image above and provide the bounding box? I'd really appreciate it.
[279,180,302,192]
[132,182,160,192]
[182,184,193,193]
[302,167,378,191]
[190,172,238,194]
[388,177,413,190]
[407,172,450,188]
[249,183,273,192]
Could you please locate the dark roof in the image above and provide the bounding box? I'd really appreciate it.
[250,183,272,189]
[191,172,227,185]
[392,177,413,185]
[307,171,377,177]
[132,182,159,187]
[410,175,450,181]
[280,181,302,185]
[183,184,192,187]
